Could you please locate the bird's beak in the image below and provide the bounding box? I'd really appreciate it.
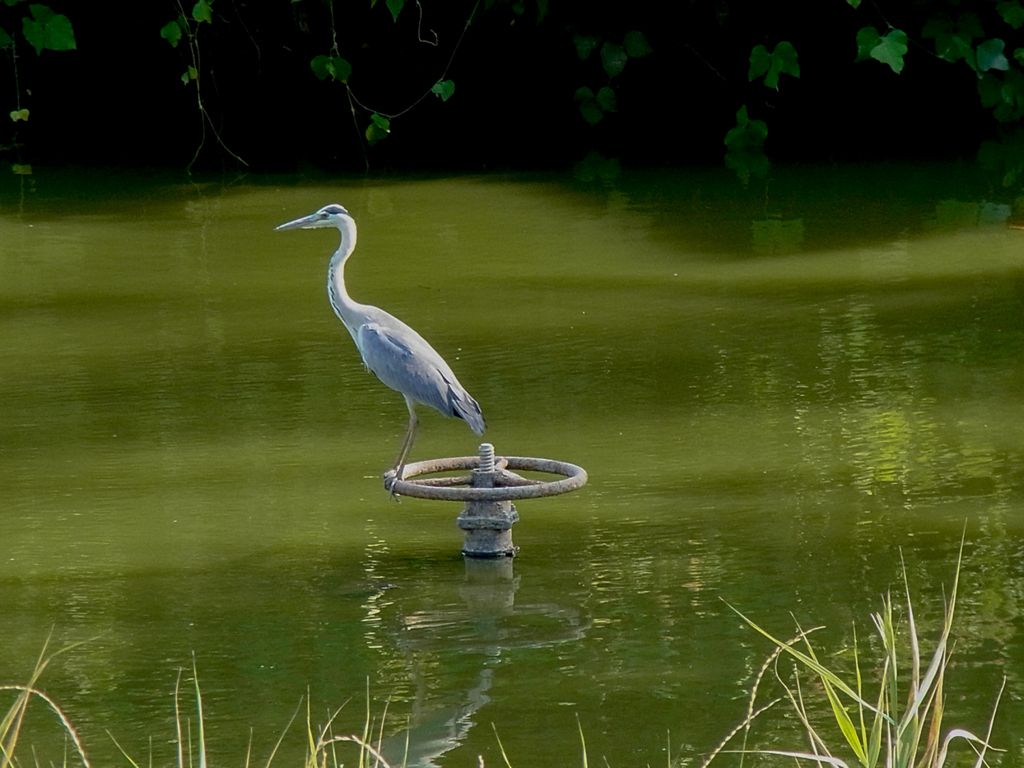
[275,213,319,231]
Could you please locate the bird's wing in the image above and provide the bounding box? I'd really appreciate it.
[357,322,454,412]
[356,322,485,434]
[359,322,415,359]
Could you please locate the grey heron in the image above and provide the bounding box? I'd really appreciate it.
[276,204,485,481]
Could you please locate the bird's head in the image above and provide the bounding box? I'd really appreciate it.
[275,204,352,231]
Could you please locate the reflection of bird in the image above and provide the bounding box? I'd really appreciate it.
[276,204,485,480]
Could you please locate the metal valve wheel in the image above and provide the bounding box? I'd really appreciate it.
[383,444,588,557]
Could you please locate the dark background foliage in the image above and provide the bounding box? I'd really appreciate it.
[0,0,1015,173]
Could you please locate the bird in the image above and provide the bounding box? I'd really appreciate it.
[275,204,485,484]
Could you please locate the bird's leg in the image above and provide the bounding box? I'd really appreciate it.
[391,400,419,487]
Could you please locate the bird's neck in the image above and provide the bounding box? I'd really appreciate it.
[327,220,366,341]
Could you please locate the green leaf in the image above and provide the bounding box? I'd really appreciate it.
[21,6,74,53]
[1015,47,1024,65]
[327,56,351,82]
[29,4,54,22]
[957,12,985,40]
[979,130,1024,185]
[574,150,621,182]
[430,79,455,101]
[574,83,622,123]
[977,69,1024,121]
[623,30,652,58]
[0,26,12,48]
[311,55,351,82]
[855,26,882,62]
[749,45,771,81]
[22,22,44,53]
[873,31,908,73]
[922,12,983,66]
[386,0,404,22]
[724,105,768,150]
[999,69,1024,120]
[921,12,951,40]
[726,104,749,133]
[573,33,599,60]
[750,42,799,89]
[596,86,617,112]
[574,86,603,124]
[160,20,183,47]
[933,32,975,65]
[846,0,861,6]
[998,0,1024,29]
[724,146,769,185]
[600,42,627,77]
[9,108,29,121]
[21,13,45,53]
[978,39,1009,72]
[366,113,390,145]
[41,11,74,49]
[978,72,1004,108]
[192,0,212,23]
[773,41,800,78]
[578,105,603,126]
[311,54,329,80]
[924,13,984,66]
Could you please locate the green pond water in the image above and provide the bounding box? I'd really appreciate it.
[0,165,1022,767]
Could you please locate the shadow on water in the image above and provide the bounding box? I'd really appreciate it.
[0,163,1023,766]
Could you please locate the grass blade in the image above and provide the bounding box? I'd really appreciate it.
[491,723,514,768]
[191,655,206,768]
[727,603,891,724]
[748,749,851,768]
[576,714,589,768]
[709,539,1000,768]
[968,678,1006,768]
[819,675,868,765]
[866,657,887,768]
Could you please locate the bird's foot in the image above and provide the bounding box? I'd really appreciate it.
[383,467,403,502]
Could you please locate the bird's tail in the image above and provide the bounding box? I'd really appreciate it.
[453,391,485,435]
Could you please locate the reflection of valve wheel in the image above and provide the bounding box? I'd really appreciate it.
[383,444,588,557]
